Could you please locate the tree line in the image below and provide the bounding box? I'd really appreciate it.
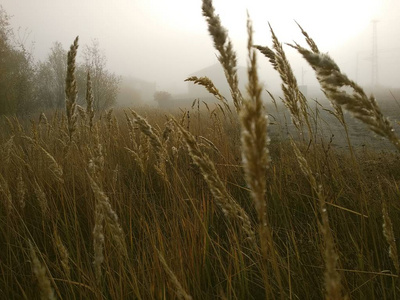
[0,6,119,116]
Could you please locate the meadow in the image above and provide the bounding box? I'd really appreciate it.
[1,0,400,299]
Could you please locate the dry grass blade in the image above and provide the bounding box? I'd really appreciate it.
[290,139,345,300]
[124,147,145,174]
[157,250,193,300]
[201,0,243,112]
[24,136,64,183]
[382,199,399,274]
[198,135,222,157]
[0,173,12,214]
[2,135,14,167]
[173,119,256,244]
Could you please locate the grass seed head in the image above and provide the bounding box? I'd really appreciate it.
[65,36,79,142]
[28,240,56,300]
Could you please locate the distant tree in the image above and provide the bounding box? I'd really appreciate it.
[154,91,172,106]
[34,42,67,109]
[34,61,54,108]
[34,39,119,112]
[0,6,35,115]
[82,40,120,110]
[48,42,67,108]
[0,6,121,114]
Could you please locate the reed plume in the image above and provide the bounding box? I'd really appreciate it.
[39,112,49,126]
[255,24,310,133]
[28,240,56,300]
[185,76,231,112]
[201,0,243,112]
[88,127,104,182]
[241,14,269,249]
[296,24,355,159]
[130,109,162,154]
[295,21,319,54]
[53,228,71,278]
[86,71,95,131]
[16,170,26,210]
[76,104,86,121]
[291,42,400,151]
[65,36,79,142]
[92,192,105,285]
[130,109,168,179]
[33,179,49,216]
[240,15,284,297]
[89,175,127,254]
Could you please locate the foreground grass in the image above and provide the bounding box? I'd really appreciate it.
[1,0,400,298]
[0,104,399,299]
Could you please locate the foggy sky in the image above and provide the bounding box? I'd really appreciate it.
[2,0,400,94]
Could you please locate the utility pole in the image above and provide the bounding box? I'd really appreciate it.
[356,52,359,83]
[371,19,379,88]
[301,67,307,86]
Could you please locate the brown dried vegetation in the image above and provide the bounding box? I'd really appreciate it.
[0,1,399,299]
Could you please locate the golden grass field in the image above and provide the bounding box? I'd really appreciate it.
[1,0,400,299]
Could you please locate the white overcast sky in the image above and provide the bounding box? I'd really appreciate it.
[2,0,400,91]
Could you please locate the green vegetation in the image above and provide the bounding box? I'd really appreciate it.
[0,0,400,299]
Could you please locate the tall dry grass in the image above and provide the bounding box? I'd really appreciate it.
[0,1,399,299]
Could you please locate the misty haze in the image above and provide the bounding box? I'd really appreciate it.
[1,1,400,299]
[2,0,400,103]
